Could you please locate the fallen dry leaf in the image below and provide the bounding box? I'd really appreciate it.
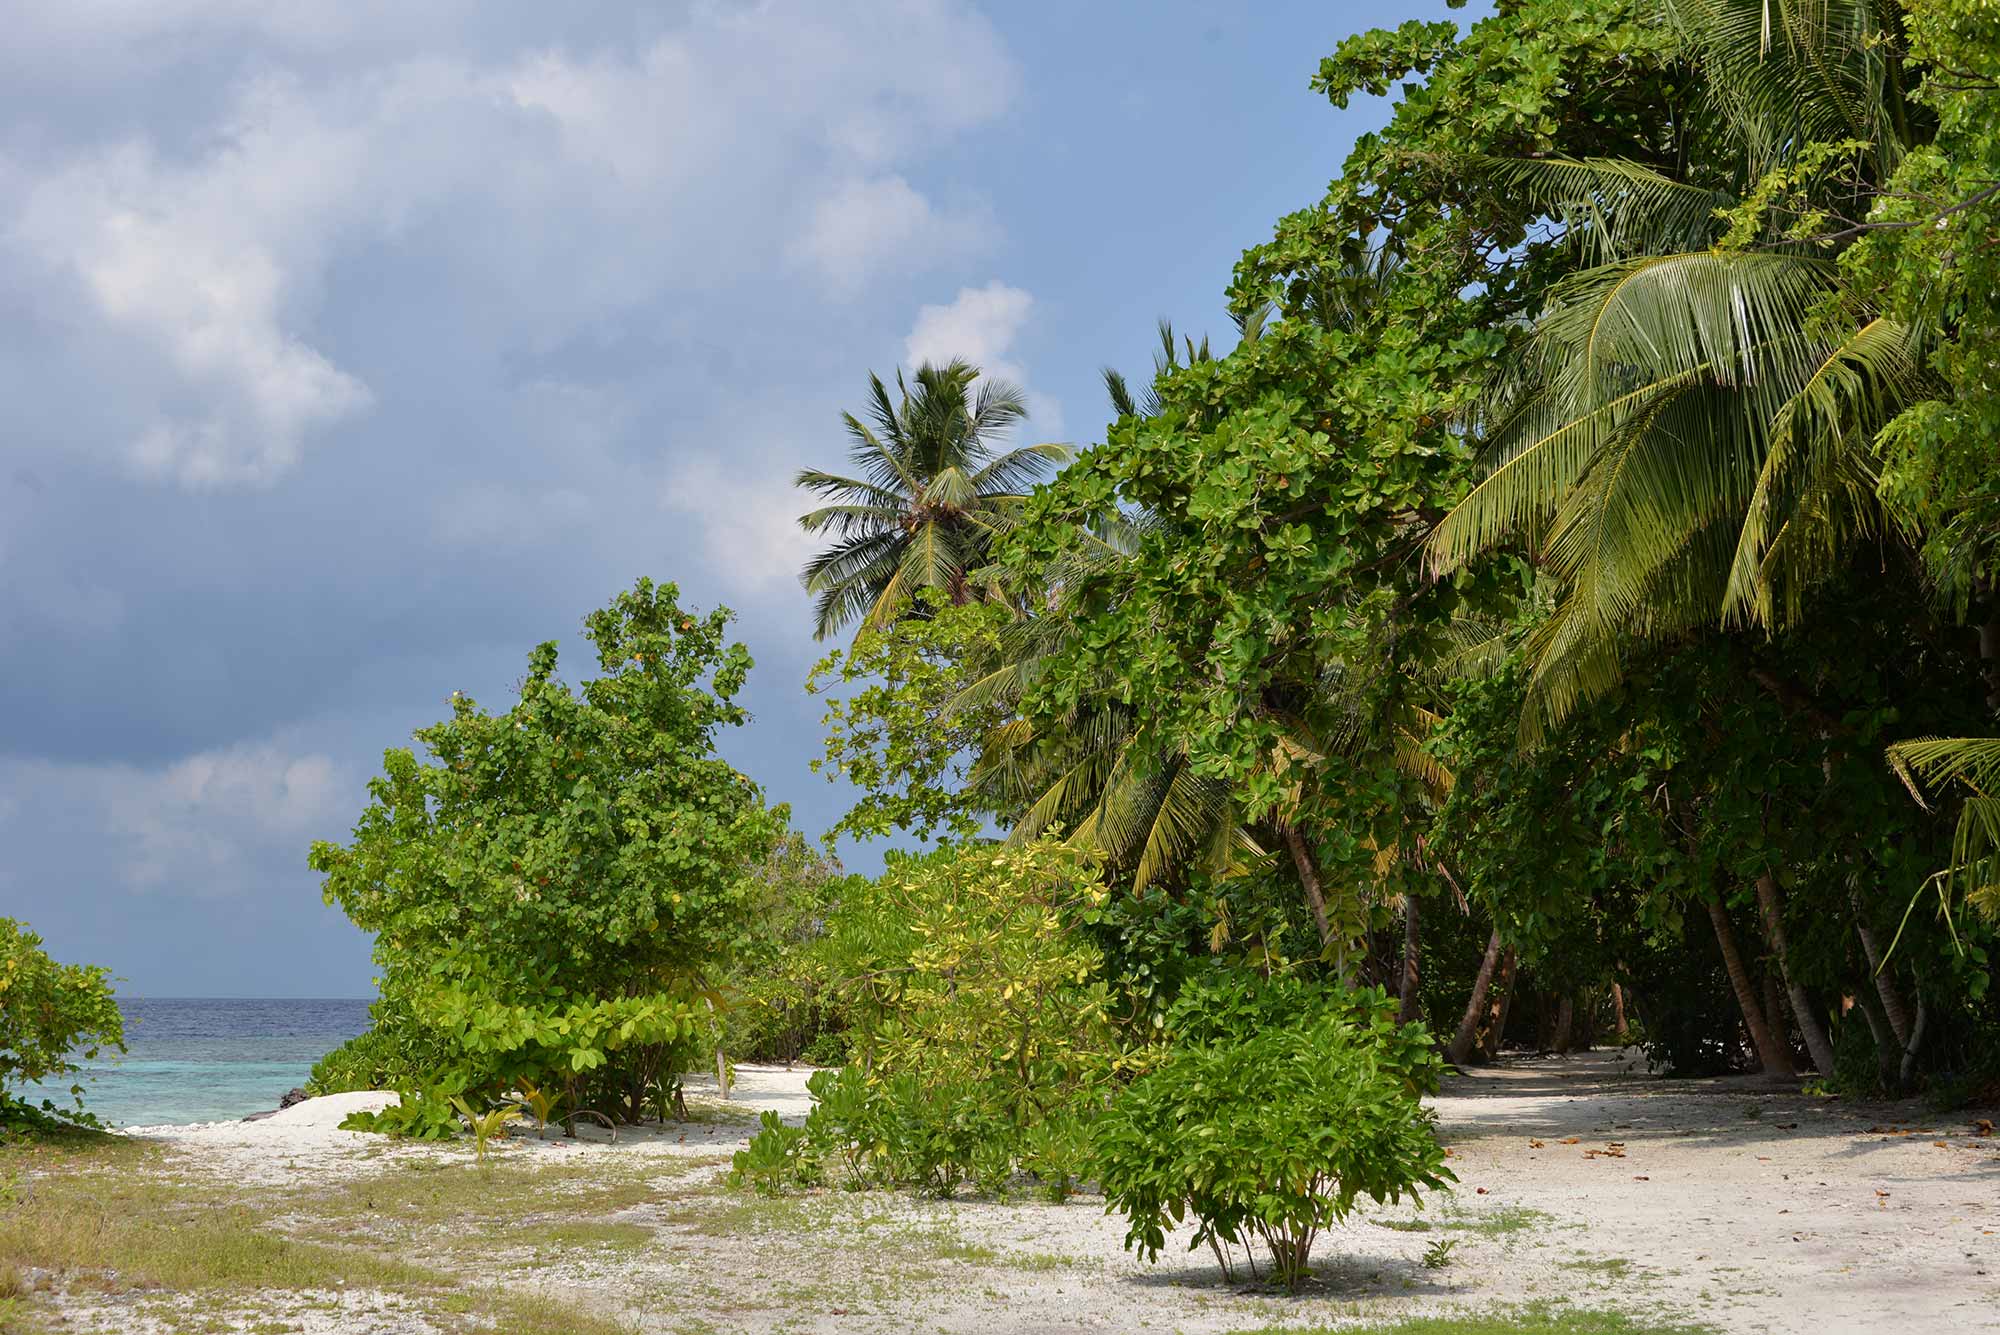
[1973,1119,1994,1137]
[1560,1136,1581,1144]
[1633,1175,1649,1181]
[1529,1139,1545,1149]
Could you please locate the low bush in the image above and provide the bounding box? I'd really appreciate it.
[1094,1007,1452,1289]
[730,843,1124,1199]
[0,919,125,1132]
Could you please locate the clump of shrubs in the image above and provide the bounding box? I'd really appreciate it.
[729,847,1457,1289]
[733,842,1117,1200]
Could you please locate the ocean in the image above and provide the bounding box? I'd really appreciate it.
[25,997,373,1129]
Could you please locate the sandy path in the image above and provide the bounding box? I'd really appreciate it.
[1424,1054,2000,1333]
[106,1057,2000,1334]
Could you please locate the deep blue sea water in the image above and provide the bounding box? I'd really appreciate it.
[25,997,372,1128]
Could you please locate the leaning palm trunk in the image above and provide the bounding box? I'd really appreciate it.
[1756,873,1836,1075]
[1481,948,1518,1062]
[1447,929,1504,1066]
[1281,822,1336,952]
[1397,894,1422,1025]
[1706,897,1792,1076]
[1848,888,1913,1046]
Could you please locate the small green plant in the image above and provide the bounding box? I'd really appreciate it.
[510,1078,565,1138]
[1422,1237,1458,1269]
[1019,1110,1093,1203]
[340,1086,463,1140]
[729,1111,817,1196]
[1094,1009,1452,1290]
[449,1096,523,1164]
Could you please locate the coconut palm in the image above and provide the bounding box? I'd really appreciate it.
[797,360,1070,640]
[1427,0,1931,736]
[1889,736,2000,924]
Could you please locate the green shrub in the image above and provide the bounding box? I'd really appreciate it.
[729,1111,818,1195]
[0,920,125,1131]
[311,580,784,1126]
[1093,1012,1453,1289]
[306,990,458,1096]
[339,1087,462,1140]
[1165,969,1441,1096]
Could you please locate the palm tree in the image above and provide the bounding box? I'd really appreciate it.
[1425,0,1931,737]
[797,360,1070,640]
[1889,736,2000,925]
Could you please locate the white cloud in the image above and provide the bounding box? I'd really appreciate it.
[661,459,818,595]
[904,280,1063,440]
[0,1,1018,488]
[790,176,992,294]
[0,741,348,899]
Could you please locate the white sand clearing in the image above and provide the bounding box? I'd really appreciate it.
[93,1055,2000,1333]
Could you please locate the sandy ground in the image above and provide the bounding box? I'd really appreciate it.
[74,1056,2000,1334]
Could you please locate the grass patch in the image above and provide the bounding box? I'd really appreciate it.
[1371,1206,1552,1238]
[1565,1257,1634,1279]
[0,1136,654,1334]
[527,1220,657,1252]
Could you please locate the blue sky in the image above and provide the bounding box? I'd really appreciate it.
[0,0,1473,997]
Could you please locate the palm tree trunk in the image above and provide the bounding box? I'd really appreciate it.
[1611,983,1628,1040]
[1397,894,1422,1025]
[1481,947,1517,1062]
[1978,617,2000,715]
[1552,994,1576,1054]
[1848,889,1912,1046]
[1281,822,1335,952]
[1447,929,1503,1066]
[1762,971,1789,1061]
[1854,990,1901,1090]
[1755,873,1836,1075]
[1706,897,1792,1076]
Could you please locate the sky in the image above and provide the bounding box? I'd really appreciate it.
[0,0,1476,998]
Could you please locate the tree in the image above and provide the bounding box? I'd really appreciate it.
[797,360,1070,640]
[312,579,785,1121]
[0,919,125,1129]
[1426,0,1936,734]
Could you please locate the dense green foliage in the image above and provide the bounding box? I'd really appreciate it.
[791,0,2000,1101]
[731,843,1124,1197]
[0,921,125,1131]
[312,580,784,1130]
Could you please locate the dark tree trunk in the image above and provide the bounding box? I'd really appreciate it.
[1707,897,1793,1076]
[1853,989,1903,1090]
[1447,929,1503,1066]
[1481,947,1517,1062]
[1756,873,1837,1075]
[1572,989,1600,1052]
[1762,970,1790,1061]
[1397,894,1422,1025]
[1282,822,1335,953]
[1551,994,1576,1054]
[1979,618,2000,715]
[1849,889,1913,1046]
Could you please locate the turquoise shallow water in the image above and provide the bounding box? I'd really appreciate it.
[24,997,372,1128]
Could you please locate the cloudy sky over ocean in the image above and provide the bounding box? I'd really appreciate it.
[0,0,1469,996]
